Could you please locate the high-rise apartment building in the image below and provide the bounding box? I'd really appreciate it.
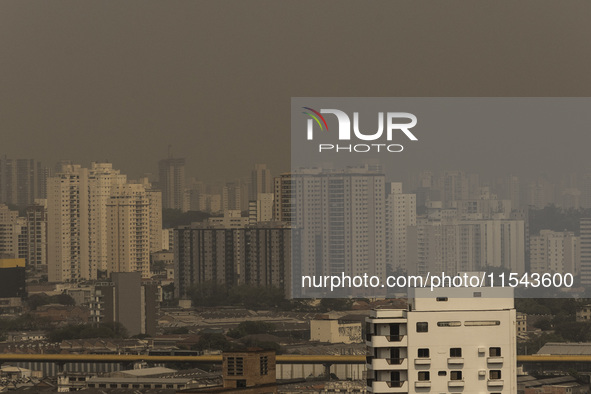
[248,193,274,224]
[530,230,579,275]
[274,167,386,290]
[250,164,273,200]
[25,200,48,272]
[366,288,517,393]
[107,183,160,278]
[0,156,49,206]
[174,222,296,299]
[0,204,26,260]
[385,183,416,273]
[222,181,242,212]
[580,218,591,284]
[158,157,186,211]
[47,163,162,282]
[408,217,525,275]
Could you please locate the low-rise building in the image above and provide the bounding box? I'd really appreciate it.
[310,314,365,344]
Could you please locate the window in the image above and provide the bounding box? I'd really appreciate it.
[473,291,482,297]
[227,356,244,376]
[418,371,430,381]
[450,371,463,380]
[489,347,501,357]
[438,371,447,376]
[436,297,448,302]
[418,348,430,358]
[450,348,462,357]
[416,322,428,332]
[260,355,269,375]
[490,370,502,380]
[437,321,461,327]
[465,320,500,326]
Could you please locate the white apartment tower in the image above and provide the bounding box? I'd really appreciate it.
[366,288,517,393]
[385,183,416,273]
[274,167,386,294]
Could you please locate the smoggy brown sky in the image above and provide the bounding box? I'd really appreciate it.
[1,1,591,182]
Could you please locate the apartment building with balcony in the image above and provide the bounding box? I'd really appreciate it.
[366,287,516,393]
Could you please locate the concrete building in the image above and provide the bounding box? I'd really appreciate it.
[158,156,186,211]
[274,167,386,294]
[310,314,364,344]
[174,222,296,299]
[530,230,580,275]
[106,183,162,278]
[408,216,525,275]
[208,210,250,228]
[25,200,48,272]
[249,193,274,224]
[251,164,273,201]
[91,272,159,336]
[222,349,276,390]
[580,218,591,285]
[0,204,26,261]
[47,163,162,282]
[222,181,242,212]
[385,183,416,273]
[366,287,517,393]
[0,156,49,206]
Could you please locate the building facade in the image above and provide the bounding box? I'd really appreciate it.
[158,157,186,211]
[366,288,517,393]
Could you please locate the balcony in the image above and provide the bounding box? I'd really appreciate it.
[371,380,408,393]
[369,358,407,371]
[368,335,408,348]
[415,381,431,388]
[487,356,504,364]
[448,380,465,388]
[414,358,431,365]
[370,381,408,393]
[488,379,504,387]
[447,357,464,365]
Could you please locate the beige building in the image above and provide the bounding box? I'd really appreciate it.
[0,204,26,260]
[530,230,580,275]
[48,163,162,282]
[385,182,416,272]
[310,315,364,344]
[366,287,517,393]
[107,183,162,278]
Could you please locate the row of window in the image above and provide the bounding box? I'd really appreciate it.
[417,347,501,358]
[416,320,500,332]
[418,370,501,381]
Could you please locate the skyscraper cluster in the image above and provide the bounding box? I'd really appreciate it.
[47,162,162,282]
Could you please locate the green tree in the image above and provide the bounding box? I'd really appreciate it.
[227,321,275,339]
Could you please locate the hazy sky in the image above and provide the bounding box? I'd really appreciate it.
[2,1,591,182]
